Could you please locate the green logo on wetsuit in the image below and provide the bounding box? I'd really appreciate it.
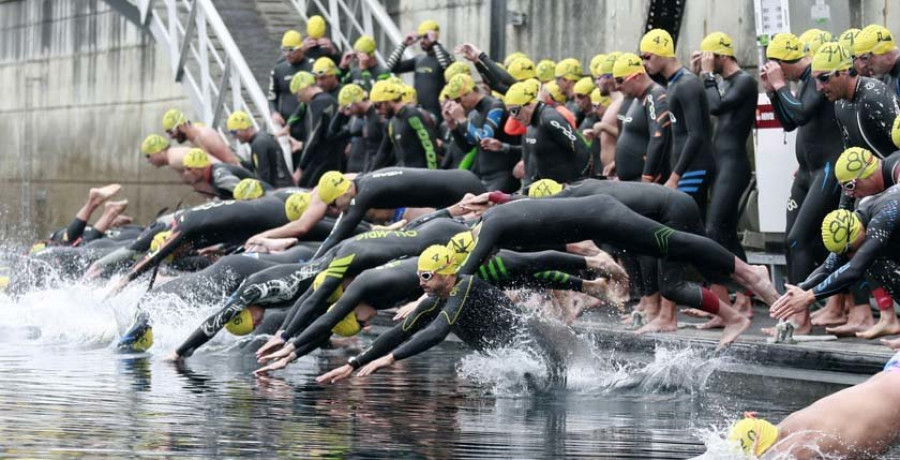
[408,116,438,169]
[324,254,356,278]
[654,227,675,255]
[477,256,509,282]
[354,230,419,240]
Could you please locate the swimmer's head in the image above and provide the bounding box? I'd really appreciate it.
[535,59,556,83]
[233,178,265,201]
[225,305,264,336]
[328,304,361,337]
[150,230,175,263]
[317,171,353,208]
[443,61,471,82]
[727,414,779,457]
[821,209,864,254]
[284,192,312,221]
[446,231,476,267]
[182,148,210,169]
[313,271,344,304]
[528,179,563,198]
[835,147,879,183]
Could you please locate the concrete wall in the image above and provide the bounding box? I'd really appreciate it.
[0,0,200,242]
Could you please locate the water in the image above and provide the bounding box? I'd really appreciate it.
[0,280,897,458]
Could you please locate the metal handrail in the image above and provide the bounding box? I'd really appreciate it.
[286,0,414,67]
[129,0,293,169]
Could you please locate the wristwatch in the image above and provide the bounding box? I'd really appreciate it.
[348,356,361,369]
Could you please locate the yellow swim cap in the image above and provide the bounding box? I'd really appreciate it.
[284,192,312,221]
[700,31,735,57]
[317,171,352,204]
[233,178,265,201]
[613,52,646,79]
[183,148,210,169]
[856,25,895,56]
[535,59,556,82]
[418,245,456,275]
[822,209,863,254]
[338,84,366,108]
[400,84,417,104]
[640,28,676,58]
[328,305,361,337]
[555,58,583,81]
[590,88,611,106]
[150,230,172,253]
[727,415,779,457]
[799,28,833,56]
[290,71,316,94]
[503,52,528,68]
[0,275,9,292]
[141,134,170,156]
[353,35,376,54]
[543,81,566,104]
[444,61,471,81]
[313,271,344,303]
[162,109,187,132]
[893,114,900,148]
[132,327,154,352]
[281,30,302,49]
[30,242,47,255]
[446,231,476,267]
[312,57,338,76]
[445,74,476,100]
[226,110,253,131]
[839,28,862,55]
[811,42,852,72]
[385,76,403,86]
[528,178,563,197]
[225,308,256,336]
[505,81,539,106]
[439,86,450,103]
[306,15,326,39]
[369,80,402,102]
[835,147,879,183]
[417,20,440,36]
[767,33,804,61]
[573,77,596,96]
[599,52,621,76]
[508,57,537,81]
[589,54,607,78]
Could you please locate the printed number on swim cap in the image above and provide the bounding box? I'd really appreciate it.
[846,151,865,171]
[829,216,852,243]
[653,36,669,46]
[432,253,440,262]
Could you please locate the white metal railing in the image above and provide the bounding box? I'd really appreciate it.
[134,0,293,169]
[286,0,414,67]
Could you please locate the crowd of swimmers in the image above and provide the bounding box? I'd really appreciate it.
[9,15,900,458]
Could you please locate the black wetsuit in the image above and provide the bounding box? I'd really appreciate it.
[665,68,716,216]
[385,42,454,119]
[267,57,313,121]
[372,105,440,169]
[296,91,340,188]
[799,185,900,301]
[439,121,468,170]
[340,63,390,91]
[206,163,260,200]
[314,168,486,256]
[615,84,672,182]
[329,105,385,173]
[883,58,900,100]
[704,70,757,261]
[452,95,520,192]
[769,65,844,284]
[474,52,517,94]
[578,113,602,177]
[520,102,591,184]
[248,131,293,188]
[835,76,900,158]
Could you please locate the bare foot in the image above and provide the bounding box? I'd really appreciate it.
[856,319,900,340]
[733,294,753,319]
[826,322,872,337]
[678,308,723,328]
[89,184,122,206]
[111,215,133,227]
[104,199,129,215]
[811,311,847,327]
[879,337,900,350]
[635,315,677,334]
[718,315,751,350]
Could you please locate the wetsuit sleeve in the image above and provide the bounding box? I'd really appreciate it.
[279,287,314,331]
[370,127,395,170]
[124,230,187,282]
[283,274,344,337]
[386,43,416,74]
[267,68,279,114]
[671,81,712,176]
[858,95,899,158]
[314,200,369,256]
[289,280,365,353]
[354,296,443,366]
[391,275,477,361]
[175,300,246,357]
[298,96,336,171]
[327,112,353,144]
[771,80,826,131]
[530,270,586,291]
[810,202,900,298]
[798,253,845,290]
[544,111,590,164]
[211,167,243,196]
[706,74,757,116]
[643,91,673,179]
[432,42,455,71]
[476,52,515,93]
[458,99,505,143]
[60,218,88,246]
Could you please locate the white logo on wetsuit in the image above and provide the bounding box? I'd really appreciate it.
[550,120,577,142]
[372,170,404,178]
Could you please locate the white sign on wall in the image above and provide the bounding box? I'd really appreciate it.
[755,92,799,233]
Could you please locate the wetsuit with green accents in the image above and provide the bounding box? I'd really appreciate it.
[834,76,900,158]
[248,131,293,188]
[372,105,441,169]
[769,65,844,284]
[340,63,391,91]
[279,218,468,339]
[523,102,592,184]
[452,95,520,192]
[615,84,672,182]
[665,67,716,216]
[385,42,454,119]
[704,69,757,261]
[315,168,486,257]
[578,113,602,178]
[296,92,340,188]
[799,185,900,301]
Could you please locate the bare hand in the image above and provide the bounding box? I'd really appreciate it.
[254,354,295,376]
[339,51,355,69]
[480,138,502,151]
[770,284,815,320]
[664,174,680,189]
[602,161,616,177]
[763,61,786,90]
[162,352,183,363]
[271,112,286,127]
[453,43,481,62]
[317,37,335,53]
[700,51,716,73]
[393,301,420,321]
[370,219,408,231]
[403,32,419,46]
[357,354,394,377]
[446,101,465,122]
[582,128,596,141]
[512,160,525,179]
[689,51,702,74]
[255,333,286,358]
[301,37,317,52]
[316,364,355,385]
